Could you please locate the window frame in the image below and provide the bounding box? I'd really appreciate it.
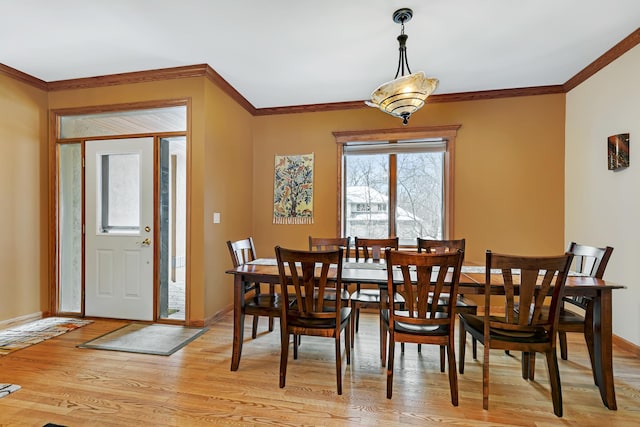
[334,125,460,245]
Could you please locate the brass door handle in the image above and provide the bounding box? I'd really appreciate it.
[139,238,151,246]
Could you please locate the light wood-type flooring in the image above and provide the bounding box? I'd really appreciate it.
[0,312,638,426]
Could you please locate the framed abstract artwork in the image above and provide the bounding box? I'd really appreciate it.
[607,133,630,171]
[273,153,314,224]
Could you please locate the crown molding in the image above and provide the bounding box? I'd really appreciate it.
[2,28,638,113]
[46,64,210,91]
[203,65,256,115]
[253,100,367,116]
[0,63,48,91]
[564,27,640,92]
[254,85,566,116]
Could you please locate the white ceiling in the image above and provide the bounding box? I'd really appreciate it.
[2,0,639,109]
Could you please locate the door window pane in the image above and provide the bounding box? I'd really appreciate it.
[58,144,82,313]
[60,106,187,138]
[99,153,140,233]
[159,137,187,320]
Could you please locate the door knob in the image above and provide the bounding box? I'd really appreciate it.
[139,238,151,246]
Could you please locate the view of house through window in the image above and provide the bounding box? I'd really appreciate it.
[343,140,446,246]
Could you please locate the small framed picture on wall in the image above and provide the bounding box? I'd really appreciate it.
[607,133,630,171]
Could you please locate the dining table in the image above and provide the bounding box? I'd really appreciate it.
[225,257,625,410]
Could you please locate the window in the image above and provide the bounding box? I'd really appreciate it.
[335,126,459,246]
[99,153,141,233]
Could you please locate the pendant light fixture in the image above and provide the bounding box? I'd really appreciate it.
[365,8,438,125]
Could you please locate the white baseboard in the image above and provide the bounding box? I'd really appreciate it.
[0,312,43,329]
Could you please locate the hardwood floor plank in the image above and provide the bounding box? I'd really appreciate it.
[0,313,638,426]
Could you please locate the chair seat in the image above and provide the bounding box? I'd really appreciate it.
[288,307,352,329]
[350,289,405,304]
[558,307,586,325]
[381,309,449,335]
[322,288,350,301]
[432,295,477,313]
[532,305,586,326]
[245,294,281,312]
[460,313,551,343]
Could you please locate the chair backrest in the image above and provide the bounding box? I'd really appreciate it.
[227,237,257,267]
[354,237,399,261]
[385,248,464,330]
[417,238,466,261]
[309,236,351,252]
[484,251,573,336]
[275,246,344,322]
[565,242,613,309]
[566,242,613,279]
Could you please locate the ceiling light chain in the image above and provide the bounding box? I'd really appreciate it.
[395,17,411,78]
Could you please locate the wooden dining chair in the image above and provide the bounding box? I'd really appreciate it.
[417,237,477,372]
[349,237,401,354]
[227,237,280,339]
[275,246,351,395]
[308,236,351,252]
[309,236,352,296]
[382,248,464,404]
[560,242,613,381]
[458,250,573,417]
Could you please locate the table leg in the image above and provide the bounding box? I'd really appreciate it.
[230,275,246,371]
[592,289,617,410]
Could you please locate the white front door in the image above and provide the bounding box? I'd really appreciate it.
[85,137,155,320]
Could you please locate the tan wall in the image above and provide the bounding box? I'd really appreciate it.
[202,79,254,320]
[0,74,49,321]
[47,77,253,325]
[251,94,566,264]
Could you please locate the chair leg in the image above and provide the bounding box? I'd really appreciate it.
[251,315,259,339]
[447,341,459,406]
[386,338,395,399]
[345,320,351,365]
[558,331,568,360]
[381,320,388,367]
[482,344,490,410]
[472,337,477,359]
[279,331,289,389]
[545,350,563,417]
[350,303,359,347]
[521,352,536,380]
[268,285,276,332]
[459,321,467,374]
[440,346,445,372]
[293,333,299,360]
[379,311,385,364]
[335,334,343,395]
[529,352,536,380]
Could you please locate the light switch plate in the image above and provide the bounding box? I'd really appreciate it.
[213,212,220,223]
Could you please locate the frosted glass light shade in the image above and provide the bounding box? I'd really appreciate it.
[366,72,438,124]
